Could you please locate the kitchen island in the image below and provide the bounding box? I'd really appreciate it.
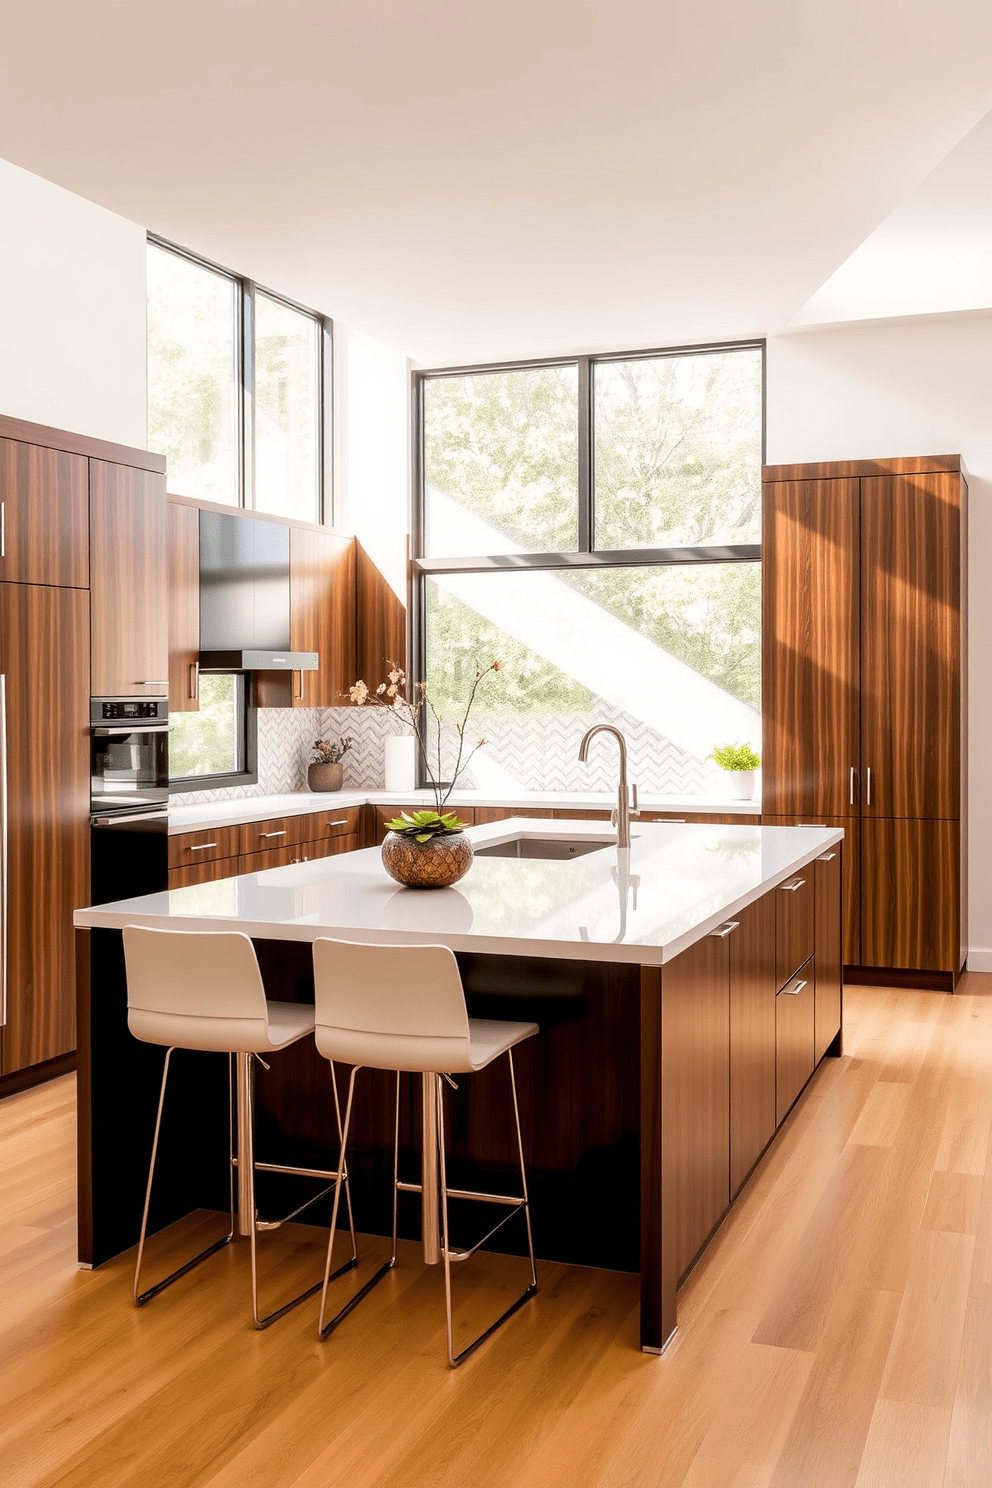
[75,818,843,1352]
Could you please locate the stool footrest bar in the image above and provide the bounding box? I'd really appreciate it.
[318,1257,394,1340]
[135,1232,233,1307]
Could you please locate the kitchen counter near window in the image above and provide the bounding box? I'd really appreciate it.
[167,787,761,835]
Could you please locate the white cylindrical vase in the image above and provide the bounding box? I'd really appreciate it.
[384,733,417,792]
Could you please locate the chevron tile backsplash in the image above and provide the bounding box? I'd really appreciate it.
[170,697,730,805]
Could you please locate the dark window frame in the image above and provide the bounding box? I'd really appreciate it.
[167,671,259,793]
[147,233,335,526]
[410,339,765,784]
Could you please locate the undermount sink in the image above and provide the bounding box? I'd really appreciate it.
[475,836,612,861]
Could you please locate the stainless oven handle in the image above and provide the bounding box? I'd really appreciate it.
[92,810,169,827]
[93,725,170,736]
[1,674,7,1027]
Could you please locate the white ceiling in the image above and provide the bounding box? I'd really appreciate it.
[791,110,992,326]
[1,0,991,365]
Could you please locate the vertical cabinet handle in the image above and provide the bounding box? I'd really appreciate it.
[849,766,855,806]
[866,767,871,806]
[189,661,199,701]
[0,674,7,1027]
[0,499,5,559]
[294,670,303,701]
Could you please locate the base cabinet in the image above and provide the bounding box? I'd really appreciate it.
[775,959,815,1124]
[861,817,960,974]
[662,932,730,1281]
[166,812,362,889]
[729,892,777,1198]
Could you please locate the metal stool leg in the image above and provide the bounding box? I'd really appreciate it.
[438,1050,538,1367]
[248,1054,358,1330]
[133,1049,235,1306]
[318,1068,400,1339]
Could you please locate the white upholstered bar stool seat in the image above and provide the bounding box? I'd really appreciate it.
[312,936,538,1367]
[122,926,356,1326]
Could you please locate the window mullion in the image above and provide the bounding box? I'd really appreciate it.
[242,279,256,509]
[577,356,592,552]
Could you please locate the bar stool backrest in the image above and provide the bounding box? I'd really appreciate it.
[312,937,473,1073]
[123,925,272,1052]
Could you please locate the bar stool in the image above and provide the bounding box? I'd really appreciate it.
[122,925,357,1328]
[311,935,538,1367]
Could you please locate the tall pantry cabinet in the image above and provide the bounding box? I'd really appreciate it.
[0,414,167,1085]
[761,454,967,989]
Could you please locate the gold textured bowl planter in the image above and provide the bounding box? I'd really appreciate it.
[380,830,474,889]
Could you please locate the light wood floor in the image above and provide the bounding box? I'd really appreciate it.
[2,975,991,1488]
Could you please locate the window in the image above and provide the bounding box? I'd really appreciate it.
[168,673,258,790]
[147,237,331,524]
[414,343,763,797]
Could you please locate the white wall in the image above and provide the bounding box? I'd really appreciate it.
[0,157,147,448]
[766,314,992,968]
[333,322,410,600]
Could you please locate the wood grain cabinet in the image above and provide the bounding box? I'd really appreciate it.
[0,583,90,1075]
[167,502,200,712]
[775,959,815,1125]
[662,930,731,1281]
[729,892,777,1198]
[290,528,356,707]
[813,846,843,1064]
[762,455,967,986]
[166,808,364,888]
[0,438,89,589]
[90,460,169,697]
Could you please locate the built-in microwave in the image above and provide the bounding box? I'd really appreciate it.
[89,696,170,817]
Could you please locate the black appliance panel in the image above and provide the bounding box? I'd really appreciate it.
[90,811,169,905]
[199,510,291,652]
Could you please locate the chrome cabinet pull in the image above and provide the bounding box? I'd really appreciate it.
[849,766,855,806]
[781,978,807,997]
[866,767,872,805]
[188,842,218,851]
[294,670,303,701]
[709,921,740,938]
[0,500,5,559]
[0,674,7,1027]
[780,878,806,892]
[260,830,286,838]
[325,818,349,827]
[817,851,837,862]
[133,681,170,688]
[189,662,199,701]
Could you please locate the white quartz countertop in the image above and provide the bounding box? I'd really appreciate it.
[78,818,841,967]
[166,788,761,834]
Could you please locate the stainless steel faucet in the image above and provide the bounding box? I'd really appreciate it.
[577,724,639,848]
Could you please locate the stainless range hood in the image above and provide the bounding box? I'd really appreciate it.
[198,511,318,672]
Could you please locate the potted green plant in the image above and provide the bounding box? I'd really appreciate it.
[307,737,353,793]
[707,742,761,800]
[347,659,502,887]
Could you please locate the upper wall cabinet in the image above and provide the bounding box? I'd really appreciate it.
[0,437,89,589]
[290,527,356,708]
[90,460,169,696]
[168,502,200,712]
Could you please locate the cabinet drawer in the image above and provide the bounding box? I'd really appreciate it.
[776,959,815,1124]
[168,825,241,869]
[168,856,240,889]
[301,806,362,843]
[775,870,814,990]
[238,815,308,855]
[302,833,360,861]
[239,844,300,873]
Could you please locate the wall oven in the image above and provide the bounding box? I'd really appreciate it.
[90,697,170,905]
